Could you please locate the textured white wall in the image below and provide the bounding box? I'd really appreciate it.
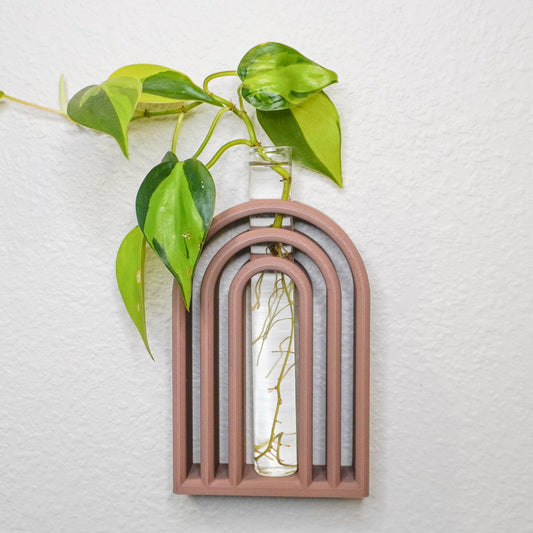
[1,1,531,531]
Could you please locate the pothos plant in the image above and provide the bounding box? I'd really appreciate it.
[0,42,343,359]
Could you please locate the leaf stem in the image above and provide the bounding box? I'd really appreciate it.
[235,107,259,145]
[202,76,290,226]
[272,168,292,228]
[237,84,245,111]
[202,72,259,145]
[131,101,202,121]
[205,138,253,169]
[192,106,231,159]
[171,112,185,153]
[252,146,292,229]
[2,93,74,122]
[202,70,238,92]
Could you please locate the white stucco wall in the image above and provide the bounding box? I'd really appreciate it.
[1,1,531,531]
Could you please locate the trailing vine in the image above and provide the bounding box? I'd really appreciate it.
[1,42,343,475]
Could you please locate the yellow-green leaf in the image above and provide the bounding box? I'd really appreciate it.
[257,91,342,186]
[67,77,141,157]
[109,64,219,108]
[238,42,337,111]
[116,226,153,359]
[110,64,181,108]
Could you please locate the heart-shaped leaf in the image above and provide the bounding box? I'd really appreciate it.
[67,77,141,157]
[136,153,216,309]
[257,91,342,186]
[116,226,153,359]
[110,64,220,108]
[238,42,337,111]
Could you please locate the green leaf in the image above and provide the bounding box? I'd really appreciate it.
[257,91,342,186]
[0,91,5,100]
[136,154,216,309]
[238,42,337,111]
[110,64,219,107]
[143,71,220,106]
[116,226,153,359]
[67,77,141,157]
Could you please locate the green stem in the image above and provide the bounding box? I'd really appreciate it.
[2,93,73,121]
[237,84,245,112]
[272,169,292,228]
[205,138,253,169]
[235,108,259,145]
[131,101,202,121]
[202,70,238,92]
[192,106,231,159]
[202,90,255,142]
[203,71,259,145]
[201,73,291,221]
[252,146,292,229]
[171,112,184,153]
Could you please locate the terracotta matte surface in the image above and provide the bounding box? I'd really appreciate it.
[172,200,370,498]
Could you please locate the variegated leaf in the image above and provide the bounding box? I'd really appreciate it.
[238,42,337,111]
[67,77,141,157]
[136,153,215,309]
[110,64,219,108]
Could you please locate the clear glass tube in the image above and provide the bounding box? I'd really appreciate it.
[249,146,298,477]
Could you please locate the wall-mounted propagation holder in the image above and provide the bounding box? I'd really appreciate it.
[172,200,370,498]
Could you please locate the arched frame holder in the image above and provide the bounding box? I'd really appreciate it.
[172,200,370,498]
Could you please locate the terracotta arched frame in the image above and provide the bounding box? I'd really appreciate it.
[172,200,370,498]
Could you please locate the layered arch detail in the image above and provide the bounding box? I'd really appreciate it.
[172,200,370,498]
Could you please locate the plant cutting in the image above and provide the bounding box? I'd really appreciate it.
[0,42,343,476]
